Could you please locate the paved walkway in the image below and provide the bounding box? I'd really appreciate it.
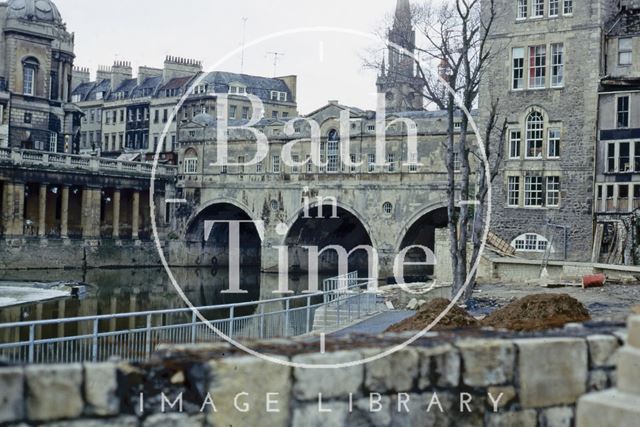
[330,310,414,337]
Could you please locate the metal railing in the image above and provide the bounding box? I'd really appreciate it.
[0,273,379,365]
[0,147,176,178]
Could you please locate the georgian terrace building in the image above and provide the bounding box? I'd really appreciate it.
[71,58,299,159]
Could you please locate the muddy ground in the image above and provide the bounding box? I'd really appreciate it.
[469,281,640,323]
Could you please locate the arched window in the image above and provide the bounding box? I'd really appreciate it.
[511,233,552,252]
[383,202,393,215]
[525,112,544,158]
[22,57,39,96]
[327,129,339,172]
[184,148,198,175]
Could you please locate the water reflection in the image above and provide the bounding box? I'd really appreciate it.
[0,267,330,342]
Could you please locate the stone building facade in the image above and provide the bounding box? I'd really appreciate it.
[71,57,299,159]
[174,101,467,279]
[0,0,82,154]
[593,1,640,264]
[481,0,619,261]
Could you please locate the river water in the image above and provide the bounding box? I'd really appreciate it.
[0,267,333,341]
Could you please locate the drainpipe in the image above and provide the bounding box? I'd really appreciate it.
[546,220,568,261]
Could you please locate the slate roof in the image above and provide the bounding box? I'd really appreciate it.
[131,76,163,98]
[71,82,95,102]
[161,75,195,92]
[107,78,138,100]
[199,71,294,102]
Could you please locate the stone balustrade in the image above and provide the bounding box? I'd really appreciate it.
[0,325,625,426]
[0,147,176,177]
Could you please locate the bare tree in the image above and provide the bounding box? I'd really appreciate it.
[373,0,506,301]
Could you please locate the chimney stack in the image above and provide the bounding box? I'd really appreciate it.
[110,60,133,90]
[137,66,163,85]
[71,66,90,91]
[163,55,203,81]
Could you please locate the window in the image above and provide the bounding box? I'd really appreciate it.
[383,202,393,215]
[512,48,525,90]
[529,46,546,89]
[230,105,237,119]
[512,234,550,252]
[409,152,418,172]
[563,0,572,14]
[524,175,544,206]
[548,128,560,158]
[184,159,198,174]
[387,154,396,172]
[71,94,81,103]
[327,130,339,173]
[526,112,544,158]
[607,142,616,172]
[350,154,358,173]
[617,96,630,128]
[163,109,168,123]
[22,58,38,96]
[238,156,245,173]
[291,155,300,173]
[368,154,376,172]
[120,110,125,122]
[620,142,631,172]
[272,155,280,173]
[546,176,560,206]
[453,152,462,172]
[549,0,559,16]
[24,112,32,124]
[509,130,521,158]
[508,176,520,206]
[517,0,527,19]
[635,142,640,172]
[551,43,564,87]
[282,112,289,119]
[533,0,544,17]
[229,85,247,95]
[49,133,57,152]
[619,38,633,66]
[242,106,249,120]
[272,111,278,119]
[306,155,313,173]
[270,91,288,102]
[256,162,263,173]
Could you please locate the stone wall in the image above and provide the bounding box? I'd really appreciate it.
[0,328,624,426]
[0,239,165,270]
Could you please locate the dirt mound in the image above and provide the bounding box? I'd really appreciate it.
[482,293,591,332]
[386,298,480,333]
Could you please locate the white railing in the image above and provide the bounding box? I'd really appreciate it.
[0,273,379,365]
[0,148,176,177]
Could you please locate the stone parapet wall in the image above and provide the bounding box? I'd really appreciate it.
[0,327,625,426]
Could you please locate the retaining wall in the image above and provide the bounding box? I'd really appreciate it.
[0,327,625,426]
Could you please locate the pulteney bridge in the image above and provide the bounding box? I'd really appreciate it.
[174,102,469,280]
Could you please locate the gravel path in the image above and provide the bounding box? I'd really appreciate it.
[330,311,415,337]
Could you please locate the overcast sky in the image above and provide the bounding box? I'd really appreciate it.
[55,0,400,114]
